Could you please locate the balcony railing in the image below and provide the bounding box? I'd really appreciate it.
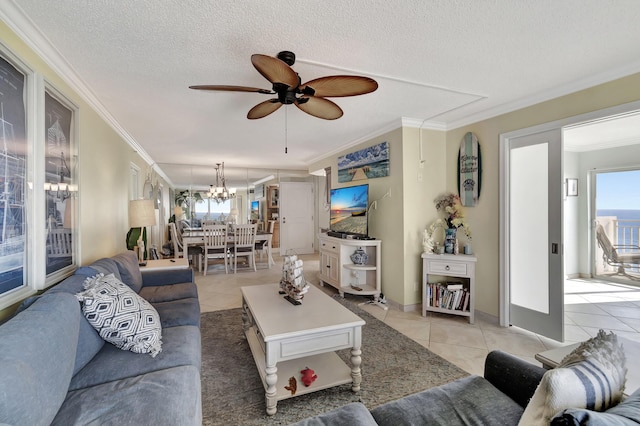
[596,217,640,276]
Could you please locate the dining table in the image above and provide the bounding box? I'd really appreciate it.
[181,227,275,269]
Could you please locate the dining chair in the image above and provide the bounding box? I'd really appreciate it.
[201,219,217,227]
[169,222,203,269]
[233,223,257,273]
[255,219,275,261]
[202,224,229,275]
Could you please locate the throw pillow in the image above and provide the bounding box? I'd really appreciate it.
[76,273,162,357]
[518,330,627,426]
[551,387,640,425]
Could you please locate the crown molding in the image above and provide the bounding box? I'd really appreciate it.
[305,119,404,166]
[565,135,640,153]
[306,117,451,166]
[446,59,640,131]
[0,1,173,186]
[401,117,448,131]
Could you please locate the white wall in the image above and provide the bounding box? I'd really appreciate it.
[564,151,580,276]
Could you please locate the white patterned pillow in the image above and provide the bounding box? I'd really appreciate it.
[76,274,162,357]
[518,330,626,426]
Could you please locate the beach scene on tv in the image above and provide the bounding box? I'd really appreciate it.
[330,185,368,236]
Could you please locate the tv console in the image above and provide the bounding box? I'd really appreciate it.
[318,233,386,310]
[327,231,348,238]
[327,231,375,240]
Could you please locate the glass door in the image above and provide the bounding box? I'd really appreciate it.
[593,169,640,282]
[504,128,564,342]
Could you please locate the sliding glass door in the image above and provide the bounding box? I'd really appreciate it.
[593,168,640,282]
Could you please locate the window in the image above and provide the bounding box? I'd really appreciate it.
[0,45,79,309]
[194,197,231,222]
[0,53,28,299]
[44,88,77,278]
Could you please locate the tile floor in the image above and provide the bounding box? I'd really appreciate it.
[195,253,640,377]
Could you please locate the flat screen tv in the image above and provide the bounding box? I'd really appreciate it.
[250,200,260,221]
[330,183,369,237]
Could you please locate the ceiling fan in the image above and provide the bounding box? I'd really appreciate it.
[189,51,378,120]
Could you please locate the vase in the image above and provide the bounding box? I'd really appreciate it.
[350,247,368,265]
[444,228,457,254]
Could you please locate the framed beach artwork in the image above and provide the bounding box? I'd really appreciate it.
[337,141,390,183]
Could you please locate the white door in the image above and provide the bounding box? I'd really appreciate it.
[501,128,564,341]
[279,182,314,255]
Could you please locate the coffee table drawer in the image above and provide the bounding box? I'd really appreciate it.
[277,328,357,360]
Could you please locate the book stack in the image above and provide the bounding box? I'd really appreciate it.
[426,282,470,312]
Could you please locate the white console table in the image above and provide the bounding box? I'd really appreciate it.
[422,253,476,323]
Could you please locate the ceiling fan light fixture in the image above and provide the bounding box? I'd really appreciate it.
[190,50,378,121]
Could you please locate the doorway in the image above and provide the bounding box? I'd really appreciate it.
[279,182,314,255]
[501,100,640,342]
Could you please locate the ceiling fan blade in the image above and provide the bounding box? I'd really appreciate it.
[251,54,299,88]
[189,85,273,94]
[301,75,378,97]
[295,97,343,120]
[247,99,282,119]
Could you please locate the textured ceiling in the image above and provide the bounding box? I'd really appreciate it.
[4,0,640,188]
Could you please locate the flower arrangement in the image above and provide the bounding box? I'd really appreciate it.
[433,192,471,239]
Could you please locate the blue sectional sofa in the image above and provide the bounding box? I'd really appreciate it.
[0,251,202,426]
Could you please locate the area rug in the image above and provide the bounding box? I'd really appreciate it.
[200,297,469,425]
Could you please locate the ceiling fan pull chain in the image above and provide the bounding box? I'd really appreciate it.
[285,106,288,154]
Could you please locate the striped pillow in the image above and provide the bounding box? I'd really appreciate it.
[518,330,626,426]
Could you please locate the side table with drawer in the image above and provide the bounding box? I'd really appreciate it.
[422,253,477,323]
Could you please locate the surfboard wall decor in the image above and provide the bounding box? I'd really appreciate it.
[457,132,482,207]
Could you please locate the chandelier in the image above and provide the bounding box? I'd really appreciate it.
[208,162,236,204]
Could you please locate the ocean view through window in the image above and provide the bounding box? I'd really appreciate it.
[595,169,640,278]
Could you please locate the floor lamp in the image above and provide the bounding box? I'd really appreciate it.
[128,199,157,265]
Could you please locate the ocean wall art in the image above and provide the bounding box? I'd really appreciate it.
[337,141,390,183]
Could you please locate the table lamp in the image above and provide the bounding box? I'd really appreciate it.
[174,205,183,220]
[128,199,157,265]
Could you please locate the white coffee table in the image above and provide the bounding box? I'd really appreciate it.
[139,258,189,272]
[241,284,365,415]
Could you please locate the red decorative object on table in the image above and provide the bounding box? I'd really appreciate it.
[300,367,318,387]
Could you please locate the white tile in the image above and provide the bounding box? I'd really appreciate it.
[428,342,488,376]
[482,329,546,357]
[597,304,640,319]
[564,311,637,332]
[564,302,608,315]
[563,325,592,343]
[430,322,487,349]
[619,317,640,332]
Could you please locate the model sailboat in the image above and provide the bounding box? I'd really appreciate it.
[280,253,309,305]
